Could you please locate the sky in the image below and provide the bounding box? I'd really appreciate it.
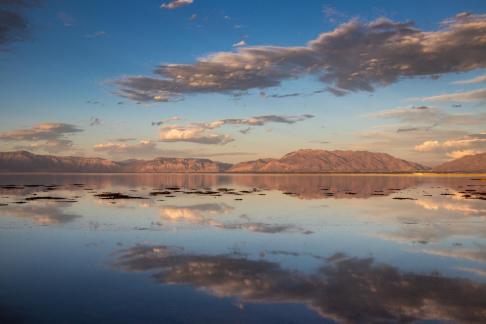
[0,0,485,166]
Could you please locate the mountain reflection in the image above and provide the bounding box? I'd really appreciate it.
[116,245,486,323]
[2,173,479,200]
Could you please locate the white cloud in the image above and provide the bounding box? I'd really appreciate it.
[414,133,486,158]
[0,123,82,153]
[92,139,187,158]
[233,40,246,47]
[14,139,74,154]
[115,13,486,102]
[0,123,82,141]
[422,88,486,102]
[160,0,193,10]
[414,140,441,152]
[159,125,233,145]
[157,114,313,145]
[356,107,486,165]
[446,149,481,159]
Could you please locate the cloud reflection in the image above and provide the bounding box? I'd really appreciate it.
[210,221,313,235]
[0,204,80,225]
[116,246,486,323]
[158,203,312,234]
[159,203,234,223]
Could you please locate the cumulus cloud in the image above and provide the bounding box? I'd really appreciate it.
[232,40,246,47]
[414,140,441,152]
[93,140,167,158]
[0,122,82,153]
[0,123,82,141]
[356,128,472,165]
[160,0,193,10]
[93,139,206,159]
[14,139,74,153]
[159,125,234,145]
[414,133,486,158]
[446,149,481,159]
[114,13,486,102]
[422,88,486,102]
[356,106,486,164]
[157,114,313,145]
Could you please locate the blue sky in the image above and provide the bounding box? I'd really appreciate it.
[0,0,485,165]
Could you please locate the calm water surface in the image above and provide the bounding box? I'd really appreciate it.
[0,174,485,323]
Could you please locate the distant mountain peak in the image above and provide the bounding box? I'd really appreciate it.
[229,149,429,173]
[433,152,486,172]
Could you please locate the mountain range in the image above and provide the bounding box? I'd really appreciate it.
[432,152,486,173]
[229,149,428,173]
[0,150,483,173]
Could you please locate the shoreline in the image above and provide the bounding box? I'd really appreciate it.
[0,172,485,177]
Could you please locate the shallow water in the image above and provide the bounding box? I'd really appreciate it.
[0,174,485,323]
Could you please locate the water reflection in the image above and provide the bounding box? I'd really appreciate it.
[211,222,314,234]
[158,203,313,234]
[116,245,486,323]
[0,203,80,225]
[419,245,486,263]
[0,174,485,322]
[2,173,483,200]
[159,203,234,223]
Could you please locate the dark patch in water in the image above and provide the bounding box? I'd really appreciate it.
[25,196,68,201]
[94,192,147,200]
[150,191,172,196]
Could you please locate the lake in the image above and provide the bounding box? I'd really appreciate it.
[0,174,485,323]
